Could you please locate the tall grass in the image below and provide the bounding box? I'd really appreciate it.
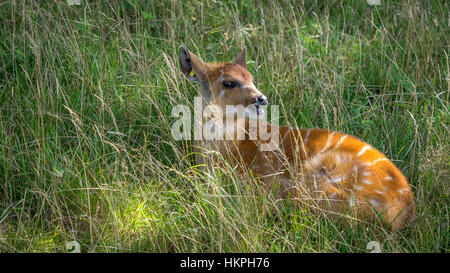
[0,0,448,252]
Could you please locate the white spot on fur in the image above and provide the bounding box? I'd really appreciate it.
[360,162,372,167]
[362,171,372,176]
[384,176,393,181]
[369,198,381,207]
[353,185,364,191]
[335,135,348,148]
[375,189,384,194]
[329,176,344,183]
[303,129,311,146]
[319,132,335,154]
[398,188,409,194]
[373,158,388,164]
[362,179,372,185]
[357,145,371,157]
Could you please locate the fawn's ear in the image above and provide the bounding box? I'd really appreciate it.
[233,46,247,69]
[179,45,208,82]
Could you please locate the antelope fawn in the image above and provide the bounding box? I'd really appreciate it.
[178,45,416,230]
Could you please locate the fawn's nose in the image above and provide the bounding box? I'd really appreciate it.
[256,95,268,106]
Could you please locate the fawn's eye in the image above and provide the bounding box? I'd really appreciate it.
[223,81,236,89]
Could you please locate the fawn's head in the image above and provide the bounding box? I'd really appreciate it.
[179,46,267,118]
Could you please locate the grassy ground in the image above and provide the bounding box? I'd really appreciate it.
[0,0,448,252]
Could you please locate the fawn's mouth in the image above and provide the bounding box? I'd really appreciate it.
[255,104,264,116]
[245,103,266,119]
[224,102,267,119]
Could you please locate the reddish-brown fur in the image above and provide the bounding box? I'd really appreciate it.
[179,46,415,230]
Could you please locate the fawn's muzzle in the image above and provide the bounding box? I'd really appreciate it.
[256,95,268,106]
